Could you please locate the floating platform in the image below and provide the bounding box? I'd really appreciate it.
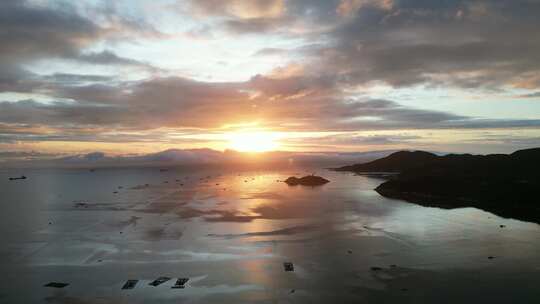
[149,277,171,286]
[283,262,294,272]
[121,280,138,290]
[44,282,69,288]
[171,278,189,289]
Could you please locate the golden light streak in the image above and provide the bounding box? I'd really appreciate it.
[226,131,281,152]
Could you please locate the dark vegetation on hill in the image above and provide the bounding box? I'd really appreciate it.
[336,148,540,223]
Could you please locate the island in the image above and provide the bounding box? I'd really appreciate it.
[336,148,540,223]
[284,175,330,186]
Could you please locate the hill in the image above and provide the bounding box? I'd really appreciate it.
[335,150,438,172]
[338,148,540,223]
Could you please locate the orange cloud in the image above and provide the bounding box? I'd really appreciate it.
[192,0,285,19]
[337,0,394,17]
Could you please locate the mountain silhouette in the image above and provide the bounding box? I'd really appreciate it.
[338,148,540,223]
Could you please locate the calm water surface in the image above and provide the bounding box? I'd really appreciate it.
[0,167,539,303]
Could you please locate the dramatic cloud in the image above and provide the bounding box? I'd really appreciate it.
[320,0,540,89]
[2,76,533,132]
[191,0,286,19]
[1,0,540,157]
[222,0,540,90]
[0,0,159,91]
[1,74,540,151]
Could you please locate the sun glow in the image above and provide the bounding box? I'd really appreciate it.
[227,131,280,152]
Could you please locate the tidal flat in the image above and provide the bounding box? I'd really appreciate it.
[1,167,539,303]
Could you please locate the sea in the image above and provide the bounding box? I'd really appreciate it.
[0,166,539,303]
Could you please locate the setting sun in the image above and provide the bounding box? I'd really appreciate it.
[227,132,280,152]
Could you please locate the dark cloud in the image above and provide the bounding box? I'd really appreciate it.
[76,50,151,67]
[198,0,540,89]
[0,121,208,144]
[317,0,540,89]
[43,73,114,84]
[0,0,159,91]
[0,99,124,126]
[0,1,99,61]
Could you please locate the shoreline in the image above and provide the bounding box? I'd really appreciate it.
[375,184,540,224]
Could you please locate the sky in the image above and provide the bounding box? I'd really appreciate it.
[1,0,540,159]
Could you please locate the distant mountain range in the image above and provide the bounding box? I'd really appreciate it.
[1,148,400,169]
[336,148,540,223]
